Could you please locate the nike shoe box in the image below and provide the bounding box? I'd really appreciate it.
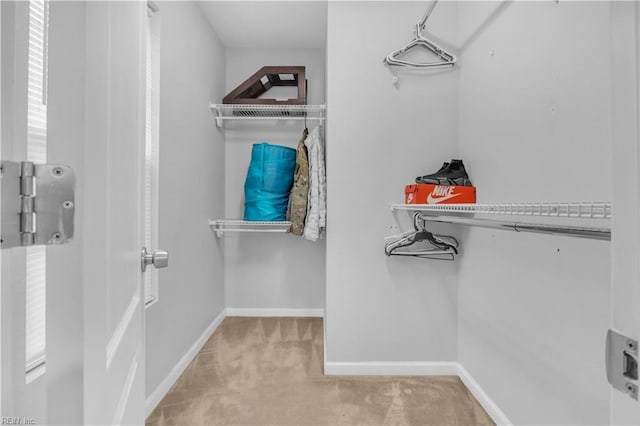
[405,184,476,205]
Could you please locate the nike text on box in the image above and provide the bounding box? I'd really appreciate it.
[405,184,476,205]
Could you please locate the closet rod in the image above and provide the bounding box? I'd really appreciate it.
[419,215,611,241]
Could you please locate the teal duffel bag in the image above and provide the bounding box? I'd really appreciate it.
[244,142,296,221]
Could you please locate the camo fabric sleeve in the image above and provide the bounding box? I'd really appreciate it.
[288,128,310,235]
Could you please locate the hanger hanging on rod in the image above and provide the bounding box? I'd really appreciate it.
[383,0,457,69]
[384,213,458,260]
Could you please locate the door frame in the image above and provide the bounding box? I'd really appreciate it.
[610,1,640,424]
[0,2,47,422]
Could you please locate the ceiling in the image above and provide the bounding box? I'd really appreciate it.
[197,1,328,49]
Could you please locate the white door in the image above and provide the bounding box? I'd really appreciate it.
[1,1,148,425]
[611,2,640,425]
[83,1,147,425]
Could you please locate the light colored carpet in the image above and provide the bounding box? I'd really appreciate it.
[146,317,494,426]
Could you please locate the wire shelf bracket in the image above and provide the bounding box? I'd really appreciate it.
[209,219,292,238]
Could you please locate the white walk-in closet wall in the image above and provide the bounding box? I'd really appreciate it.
[143,2,633,425]
[145,1,226,405]
[327,2,612,424]
[456,3,611,424]
[223,47,326,315]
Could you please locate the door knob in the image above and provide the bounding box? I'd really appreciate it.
[141,247,169,272]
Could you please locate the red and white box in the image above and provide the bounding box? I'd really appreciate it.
[405,184,476,205]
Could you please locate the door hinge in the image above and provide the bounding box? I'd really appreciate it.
[606,329,638,400]
[1,161,75,249]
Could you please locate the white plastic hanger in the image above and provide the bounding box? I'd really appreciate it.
[384,213,458,260]
[383,0,457,69]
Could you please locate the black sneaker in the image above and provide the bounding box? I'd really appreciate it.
[415,162,449,184]
[416,159,473,186]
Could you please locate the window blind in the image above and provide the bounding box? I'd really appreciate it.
[25,0,49,376]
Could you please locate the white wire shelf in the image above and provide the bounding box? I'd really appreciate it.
[390,202,612,241]
[210,104,326,128]
[390,202,611,218]
[209,219,291,237]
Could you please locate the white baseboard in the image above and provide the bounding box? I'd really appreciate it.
[457,364,513,426]
[144,308,226,419]
[324,361,458,376]
[225,308,324,317]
